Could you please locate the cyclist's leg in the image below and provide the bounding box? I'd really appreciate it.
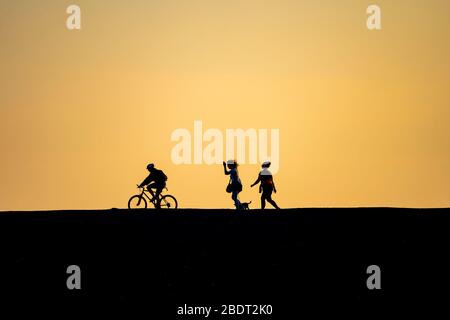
[154,183,164,200]
[147,183,157,201]
[154,182,165,208]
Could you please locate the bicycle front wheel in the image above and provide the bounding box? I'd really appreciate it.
[128,195,148,209]
[159,195,178,209]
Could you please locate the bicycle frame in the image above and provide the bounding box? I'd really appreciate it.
[138,188,153,202]
[129,185,176,209]
[137,186,167,203]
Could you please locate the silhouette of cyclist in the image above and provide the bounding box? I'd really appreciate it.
[251,161,280,209]
[138,163,168,208]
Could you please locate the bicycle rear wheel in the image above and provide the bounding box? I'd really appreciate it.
[159,195,178,209]
[128,195,148,209]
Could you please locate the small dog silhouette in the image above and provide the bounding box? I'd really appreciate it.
[241,201,252,210]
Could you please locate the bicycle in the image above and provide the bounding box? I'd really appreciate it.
[128,185,178,209]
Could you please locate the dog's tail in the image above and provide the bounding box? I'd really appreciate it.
[249,200,252,204]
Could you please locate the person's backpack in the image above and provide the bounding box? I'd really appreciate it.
[154,169,168,182]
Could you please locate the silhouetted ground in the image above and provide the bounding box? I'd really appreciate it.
[0,208,449,317]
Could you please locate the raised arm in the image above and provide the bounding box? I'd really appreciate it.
[223,161,230,175]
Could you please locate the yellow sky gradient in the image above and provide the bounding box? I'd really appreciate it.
[1,0,449,210]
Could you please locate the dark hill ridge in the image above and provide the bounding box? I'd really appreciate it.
[0,208,449,316]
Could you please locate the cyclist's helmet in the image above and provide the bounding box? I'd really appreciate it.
[147,163,155,171]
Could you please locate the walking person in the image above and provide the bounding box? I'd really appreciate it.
[251,161,280,209]
[223,160,243,210]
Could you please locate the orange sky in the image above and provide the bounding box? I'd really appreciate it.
[1,0,449,210]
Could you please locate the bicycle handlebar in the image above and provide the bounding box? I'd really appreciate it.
[136,184,168,191]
